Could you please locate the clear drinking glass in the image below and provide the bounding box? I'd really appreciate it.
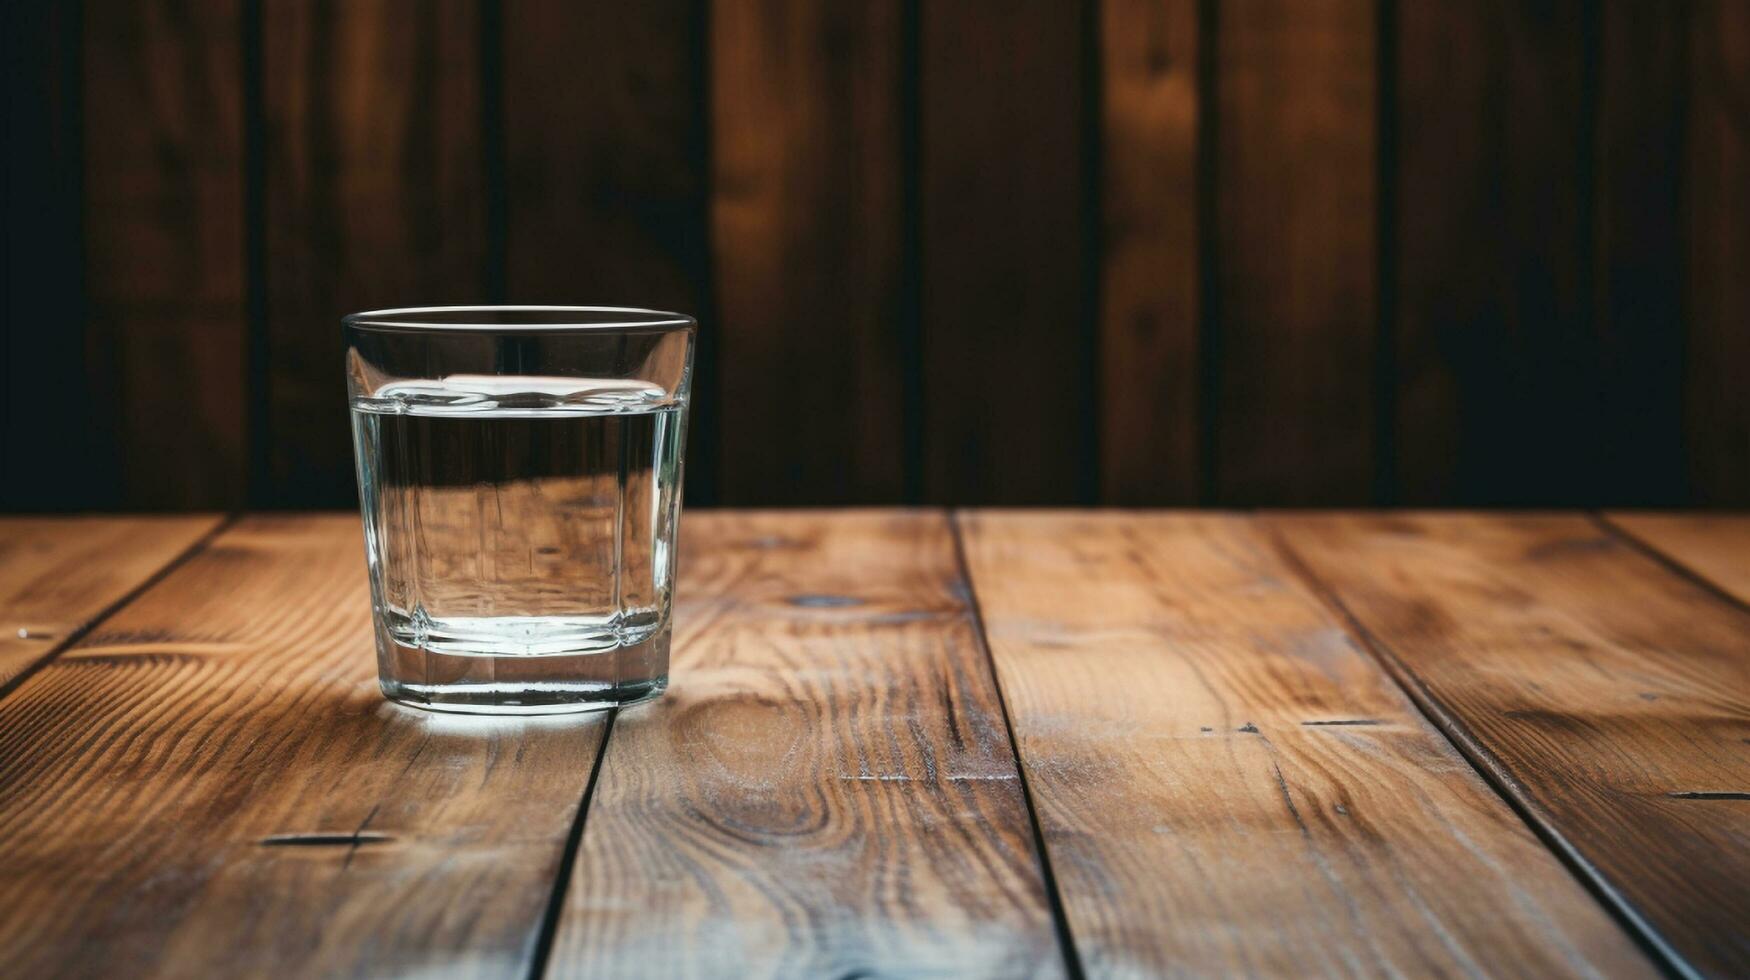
[344,306,694,715]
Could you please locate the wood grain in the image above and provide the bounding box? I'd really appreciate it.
[1099,0,1200,505]
[262,0,488,507]
[1214,0,1376,504]
[958,512,1652,977]
[921,0,1092,504]
[0,515,218,691]
[712,0,908,504]
[1273,513,1750,977]
[501,0,716,502]
[547,512,1063,977]
[1606,512,1750,605]
[1394,2,1601,505]
[1687,0,1750,505]
[83,0,247,509]
[0,516,608,977]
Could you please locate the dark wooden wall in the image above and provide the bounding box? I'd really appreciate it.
[3,0,1745,510]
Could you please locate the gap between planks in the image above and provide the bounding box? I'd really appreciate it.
[528,709,618,980]
[948,508,1087,980]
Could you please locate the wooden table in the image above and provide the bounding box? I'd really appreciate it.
[1,511,1745,978]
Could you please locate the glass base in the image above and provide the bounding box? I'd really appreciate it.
[377,625,669,715]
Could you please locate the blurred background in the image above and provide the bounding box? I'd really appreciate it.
[2,0,1744,511]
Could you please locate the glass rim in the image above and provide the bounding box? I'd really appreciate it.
[343,305,695,333]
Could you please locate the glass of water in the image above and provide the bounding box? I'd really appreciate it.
[344,306,694,714]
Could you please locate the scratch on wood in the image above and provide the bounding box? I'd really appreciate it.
[342,803,384,871]
[1237,722,1260,734]
[1301,719,1383,726]
[838,773,1019,783]
[867,609,942,625]
[746,534,801,550]
[1665,791,1750,801]
[259,832,393,847]
[1270,761,1310,836]
[788,594,864,608]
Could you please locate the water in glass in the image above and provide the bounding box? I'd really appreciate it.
[351,374,683,713]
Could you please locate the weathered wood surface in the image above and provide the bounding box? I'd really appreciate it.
[548,512,1063,977]
[0,515,219,690]
[1607,512,1750,605]
[11,510,1749,976]
[958,512,1651,977]
[0,516,607,978]
[1273,513,1750,977]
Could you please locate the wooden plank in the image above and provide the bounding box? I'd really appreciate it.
[1394,2,1600,505]
[1592,0,1687,505]
[1606,512,1750,606]
[1687,0,1750,505]
[1098,0,1200,505]
[1,0,94,510]
[921,0,1091,504]
[547,512,1063,977]
[1273,513,1750,977]
[262,0,488,507]
[0,516,608,977]
[958,512,1652,976]
[1213,0,1375,504]
[501,0,716,503]
[0,515,218,691]
[83,0,247,509]
[712,1,907,504]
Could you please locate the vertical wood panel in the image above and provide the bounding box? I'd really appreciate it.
[921,0,1091,504]
[17,5,1747,510]
[1688,0,1750,505]
[1213,0,1376,504]
[83,0,246,509]
[262,0,487,507]
[501,0,716,501]
[1593,0,1686,505]
[713,1,908,504]
[1395,1,1593,504]
[1099,0,1200,504]
[2,0,91,510]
